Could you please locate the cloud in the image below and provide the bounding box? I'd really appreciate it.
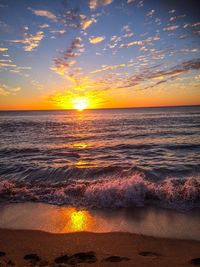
[29,8,57,21]
[17,66,32,71]
[169,9,176,14]
[0,63,16,67]
[0,59,12,63]
[191,22,200,27]
[0,49,32,74]
[10,31,44,52]
[120,40,142,48]
[39,24,50,29]
[122,25,131,32]
[120,58,200,90]
[89,0,113,9]
[169,16,177,22]
[0,47,8,51]
[180,48,198,53]
[89,36,105,44]
[146,9,155,18]
[0,84,21,96]
[49,57,200,104]
[23,31,44,51]
[91,63,127,73]
[80,15,96,30]
[53,37,84,78]
[163,25,179,31]
[11,87,21,92]
[0,86,9,96]
[50,29,66,35]
[89,58,200,92]
[30,80,44,90]
[58,5,81,30]
[119,34,160,48]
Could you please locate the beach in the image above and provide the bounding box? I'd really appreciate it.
[0,203,200,266]
[0,229,200,267]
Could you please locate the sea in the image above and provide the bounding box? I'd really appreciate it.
[0,106,200,211]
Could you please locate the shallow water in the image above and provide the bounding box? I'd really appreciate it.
[0,203,200,240]
[0,106,200,210]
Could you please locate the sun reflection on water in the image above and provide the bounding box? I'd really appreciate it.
[62,208,95,232]
[72,142,88,149]
[71,210,88,231]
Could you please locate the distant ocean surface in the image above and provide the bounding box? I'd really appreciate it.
[0,106,200,211]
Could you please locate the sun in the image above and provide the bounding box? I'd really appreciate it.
[73,97,88,111]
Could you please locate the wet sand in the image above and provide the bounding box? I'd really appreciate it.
[0,203,200,266]
[1,203,200,240]
[0,228,200,266]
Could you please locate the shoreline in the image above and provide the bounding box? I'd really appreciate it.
[1,202,200,240]
[0,228,200,266]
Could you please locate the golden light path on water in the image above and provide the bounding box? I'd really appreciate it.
[63,209,95,232]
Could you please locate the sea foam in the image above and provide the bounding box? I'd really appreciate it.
[0,172,199,211]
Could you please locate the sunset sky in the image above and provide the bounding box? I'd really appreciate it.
[0,0,200,110]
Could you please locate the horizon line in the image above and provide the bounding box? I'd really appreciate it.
[0,104,200,112]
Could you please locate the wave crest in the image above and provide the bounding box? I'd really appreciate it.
[0,173,199,210]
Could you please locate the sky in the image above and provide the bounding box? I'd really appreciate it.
[0,0,200,110]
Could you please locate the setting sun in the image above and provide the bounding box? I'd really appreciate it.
[73,98,89,111]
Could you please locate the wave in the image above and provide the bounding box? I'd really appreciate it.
[1,143,199,163]
[0,147,81,159]
[0,163,199,184]
[0,148,41,155]
[106,143,200,151]
[0,173,199,211]
[0,165,131,182]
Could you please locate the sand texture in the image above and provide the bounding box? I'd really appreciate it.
[0,229,200,266]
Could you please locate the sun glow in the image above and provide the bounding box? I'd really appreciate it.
[73,97,88,111]
[70,210,87,231]
[62,208,95,232]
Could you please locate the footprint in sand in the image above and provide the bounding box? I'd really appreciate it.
[24,253,41,265]
[6,260,15,266]
[190,258,200,265]
[54,254,70,264]
[69,252,97,264]
[138,251,161,257]
[103,256,130,263]
[0,251,15,266]
[54,251,97,265]
[0,251,6,257]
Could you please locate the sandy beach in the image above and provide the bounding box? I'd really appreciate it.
[0,229,200,267]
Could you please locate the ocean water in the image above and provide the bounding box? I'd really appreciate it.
[0,106,200,211]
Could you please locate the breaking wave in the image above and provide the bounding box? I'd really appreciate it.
[0,172,199,211]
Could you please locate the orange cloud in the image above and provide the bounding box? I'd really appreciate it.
[0,87,9,96]
[89,36,105,44]
[80,15,96,30]
[0,84,21,96]
[0,48,8,51]
[89,0,113,9]
[10,31,44,52]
